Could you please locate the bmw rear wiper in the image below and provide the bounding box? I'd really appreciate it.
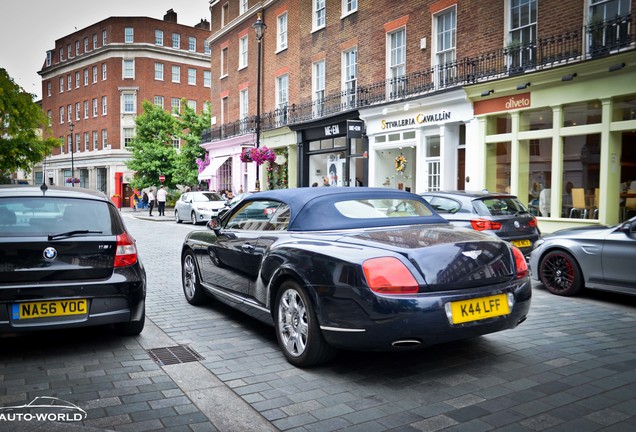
[515,209,530,216]
[48,230,103,240]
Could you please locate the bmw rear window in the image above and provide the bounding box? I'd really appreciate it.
[474,197,528,216]
[0,197,120,237]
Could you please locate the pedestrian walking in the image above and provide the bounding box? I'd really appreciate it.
[148,189,155,216]
[142,191,149,209]
[157,185,167,216]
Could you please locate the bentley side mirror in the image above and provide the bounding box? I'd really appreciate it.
[207,216,222,235]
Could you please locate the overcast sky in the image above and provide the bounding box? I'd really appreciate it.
[1,0,210,100]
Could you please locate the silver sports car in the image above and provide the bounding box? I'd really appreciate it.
[529,216,636,296]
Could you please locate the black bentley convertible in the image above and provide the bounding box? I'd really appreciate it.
[181,187,531,367]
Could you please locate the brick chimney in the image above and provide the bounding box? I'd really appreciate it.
[194,18,210,30]
[163,9,177,23]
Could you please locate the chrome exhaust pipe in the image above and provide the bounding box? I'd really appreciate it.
[391,339,422,348]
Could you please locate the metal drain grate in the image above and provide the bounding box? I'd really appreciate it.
[146,345,204,366]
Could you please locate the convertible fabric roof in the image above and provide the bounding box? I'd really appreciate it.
[241,187,448,231]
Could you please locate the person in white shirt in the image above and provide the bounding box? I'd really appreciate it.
[147,189,155,216]
[156,185,167,216]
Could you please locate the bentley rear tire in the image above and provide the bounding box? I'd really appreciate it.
[182,251,207,305]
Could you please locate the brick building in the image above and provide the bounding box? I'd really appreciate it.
[203,0,635,231]
[37,9,211,205]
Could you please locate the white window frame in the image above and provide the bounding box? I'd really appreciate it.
[75,102,81,120]
[93,130,98,150]
[102,129,108,147]
[239,36,248,69]
[313,0,326,31]
[102,63,107,80]
[342,0,358,17]
[221,47,228,78]
[84,132,90,151]
[102,96,107,115]
[239,89,249,120]
[171,98,181,115]
[102,30,107,46]
[239,0,248,14]
[83,100,89,119]
[154,96,164,108]
[342,48,357,108]
[387,28,406,98]
[125,27,134,43]
[313,60,326,117]
[123,59,134,79]
[155,30,163,46]
[59,106,64,124]
[92,66,98,83]
[92,98,98,117]
[76,71,80,88]
[47,82,51,97]
[203,70,211,87]
[123,128,134,147]
[172,33,180,49]
[84,69,89,86]
[67,75,72,92]
[188,68,196,85]
[93,33,97,49]
[187,100,197,111]
[155,63,164,81]
[276,74,289,125]
[188,36,196,52]
[122,93,136,114]
[84,37,89,52]
[277,12,288,52]
[172,65,181,83]
[75,41,80,56]
[59,77,64,93]
[434,6,457,87]
[222,3,229,27]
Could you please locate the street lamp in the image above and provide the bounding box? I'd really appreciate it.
[69,121,75,187]
[252,12,266,191]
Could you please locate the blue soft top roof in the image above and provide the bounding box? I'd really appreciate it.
[242,187,448,231]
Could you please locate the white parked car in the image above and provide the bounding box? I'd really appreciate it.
[175,191,228,225]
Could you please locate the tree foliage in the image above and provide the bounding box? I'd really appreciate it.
[126,99,210,190]
[0,68,59,181]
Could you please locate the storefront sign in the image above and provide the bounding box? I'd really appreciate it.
[347,120,363,138]
[325,124,340,136]
[380,110,451,130]
[474,92,531,115]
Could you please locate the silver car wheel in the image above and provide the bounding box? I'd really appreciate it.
[191,211,197,225]
[277,288,308,358]
[183,254,197,300]
[175,210,182,223]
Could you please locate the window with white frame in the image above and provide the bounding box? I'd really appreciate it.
[436,7,456,87]
[75,134,80,152]
[426,136,441,191]
[92,98,98,117]
[155,63,164,80]
[172,33,180,49]
[388,28,406,97]
[509,0,536,69]
[172,137,180,149]
[276,74,288,125]
[102,30,107,46]
[222,3,229,27]
[46,51,52,67]
[84,69,89,86]
[102,129,108,147]
[75,41,80,56]
[313,61,326,117]
[67,136,71,154]
[171,98,180,115]
[187,100,197,111]
[123,59,134,78]
[123,128,134,147]
[313,0,326,30]
[221,97,228,125]
[239,89,248,132]
[93,33,97,49]
[67,75,72,91]
[155,30,163,45]
[84,37,89,52]
[239,0,248,14]
[47,82,51,97]
[59,106,64,124]
[102,96,107,115]
[47,110,52,126]
[68,105,72,122]
[125,27,134,43]
[60,47,64,61]
[76,71,80,88]
[67,44,72,59]
[343,48,357,107]
[84,132,89,151]
[154,96,164,108]
[102,63,107,80]
[83,100,89,119]
[92,66,98,83]
[75,102,80,120]
[277,12,288,51]
[123,93,135,113]
[188,36,196,52]
[221,47,228,77]
[59,77,64,93]
[342,0,357,15]
[204,70,211,87]
[204,43,210,55]
[239,36,248,69]
[172,65,180,83]
[188,68,196,85]
[93,131,98,150]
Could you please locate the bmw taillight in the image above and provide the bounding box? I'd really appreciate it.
[114,232,138,267]
[512,246,528,279]
[528,217,537,227]
[470,218,502,231]
[362,257,419,294]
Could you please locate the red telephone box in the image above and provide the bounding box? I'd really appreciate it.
[112,172,123,208]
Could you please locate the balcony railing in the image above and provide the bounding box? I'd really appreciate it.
[202,13,634,143]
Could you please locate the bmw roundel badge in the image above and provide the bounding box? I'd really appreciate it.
[43,247,58,261]
[514,221,521,228]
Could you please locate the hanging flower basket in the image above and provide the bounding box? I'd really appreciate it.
[394,154,407,174]
[65,177,80,184]
[241,147,277,165]
[240,148,253,163]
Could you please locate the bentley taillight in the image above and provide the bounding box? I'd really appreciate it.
[512,246,528,278]
[362,257,419,294]
[114,232,138,267]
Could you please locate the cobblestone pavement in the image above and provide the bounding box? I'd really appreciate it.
[1,208,635,431]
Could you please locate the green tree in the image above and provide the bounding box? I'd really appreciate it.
[173,100,211,187]
[126,100,179,190]
[0,68,59,182]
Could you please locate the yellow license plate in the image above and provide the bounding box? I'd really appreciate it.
[511,239,531,248]
[449,294,509,324]
[12,299,88,320]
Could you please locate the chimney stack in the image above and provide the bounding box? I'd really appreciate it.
[163,9,177,23]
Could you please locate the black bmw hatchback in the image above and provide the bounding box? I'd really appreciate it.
[421,190,540,256]
[0,184,146,335]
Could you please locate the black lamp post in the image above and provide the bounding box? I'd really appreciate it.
[253,12,266,191]
[69,121,75,187]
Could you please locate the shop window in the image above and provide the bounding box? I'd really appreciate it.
[486,141,511,193]
[562,134,600,218]
[487,113,512,135]
[403,131,416,140]
[612,94,636,121]
[523,138,552,214]
[388,133,401,142]
[375,136,386,143]
[563,100,602,127]
[519,107,552,131]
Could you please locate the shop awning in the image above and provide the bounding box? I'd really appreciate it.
[198,156,230,181]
